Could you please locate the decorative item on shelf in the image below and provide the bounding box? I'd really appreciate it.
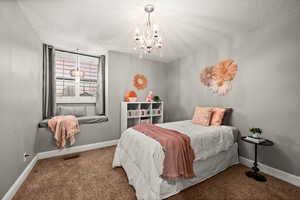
[245,136,265,143]
[141,119,151,125]
[153,95,161,102]
[133,74,148,90]
[249,127,263,138]
[128,110,140,117]
[200,59,238,96]
[145,91,153,102]
[124,90,137,102]
[140,109,150,116]
[152,109,161,115]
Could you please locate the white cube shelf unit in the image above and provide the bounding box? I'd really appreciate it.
[121,101,164,132]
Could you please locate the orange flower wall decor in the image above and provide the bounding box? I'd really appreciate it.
[200,59,238,96]
[200,66,215,87]
[133,74,148,90]
[213,59,237,81]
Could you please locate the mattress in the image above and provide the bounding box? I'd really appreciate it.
[159,120,239,142]
[113,120,239,200]
[158,120,238,161]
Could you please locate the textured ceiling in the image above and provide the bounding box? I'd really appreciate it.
[18,0,300,62]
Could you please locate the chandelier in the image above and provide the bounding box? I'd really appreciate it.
[134,4,163,56]
[70,49,84,80]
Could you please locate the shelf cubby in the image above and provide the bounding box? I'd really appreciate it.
[121,101,164,132]
[152,115,162,124]
[127,118,140,127]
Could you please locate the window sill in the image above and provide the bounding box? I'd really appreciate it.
[38,115,108,128]
[56,96,96,104]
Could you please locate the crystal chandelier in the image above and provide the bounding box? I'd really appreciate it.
[134,4,163,56]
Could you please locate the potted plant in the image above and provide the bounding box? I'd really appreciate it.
[249,128,262,138]
[153,96,161,102]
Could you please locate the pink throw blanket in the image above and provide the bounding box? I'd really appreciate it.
[133,124,195,179]
[48,115,80,148]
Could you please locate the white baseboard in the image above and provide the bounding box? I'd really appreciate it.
[2,156,38,200]
[2,139,119,200]
[239,156,300,187]
[37,139,119,160]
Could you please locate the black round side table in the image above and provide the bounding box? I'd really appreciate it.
[241,136,274,182]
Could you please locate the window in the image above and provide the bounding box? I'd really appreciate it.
[55,50,100,104]
[42,44,106,121]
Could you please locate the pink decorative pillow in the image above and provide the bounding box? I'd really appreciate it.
[192,107,213,126]
[210,107,226,126]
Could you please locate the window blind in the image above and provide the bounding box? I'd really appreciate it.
[55,50,99,98]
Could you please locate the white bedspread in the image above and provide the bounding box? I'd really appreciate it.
[113,120,237,200]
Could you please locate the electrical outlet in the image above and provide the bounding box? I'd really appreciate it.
[23,152,32,162]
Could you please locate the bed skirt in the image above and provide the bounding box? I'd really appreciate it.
[113,142,239,200]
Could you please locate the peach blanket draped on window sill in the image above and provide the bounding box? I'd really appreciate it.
[48,115,80,148]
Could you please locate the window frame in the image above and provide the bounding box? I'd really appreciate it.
[54,49,102,105]
[41,43,108,125]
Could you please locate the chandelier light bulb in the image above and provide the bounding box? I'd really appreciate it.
[153,24,158,32]
[135,28,140,34]
[153,26,159,38]
[157,43,162,49]
[74,70,80,77]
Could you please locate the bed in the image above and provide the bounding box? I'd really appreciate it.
[113,120,239,200]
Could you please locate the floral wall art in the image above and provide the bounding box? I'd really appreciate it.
[200,59,238,96]
[133,74,148,90]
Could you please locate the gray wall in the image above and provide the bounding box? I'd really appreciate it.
[0,0,42,198]
[1,1,299,197]
[166,11,300,176]
[37,51,169,152]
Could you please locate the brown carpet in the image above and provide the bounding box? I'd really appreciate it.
[13,146,300,200]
